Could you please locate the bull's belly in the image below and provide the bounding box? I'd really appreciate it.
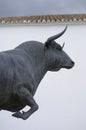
[0,104,26,112]
[0,97,26,112]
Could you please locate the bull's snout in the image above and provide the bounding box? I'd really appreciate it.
[71,61,75,67]
[68,60,75,69]
[64,60,75,69]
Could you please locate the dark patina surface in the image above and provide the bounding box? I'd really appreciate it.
[0,26,74,120]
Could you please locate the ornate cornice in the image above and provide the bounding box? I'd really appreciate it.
[0,14,86,24]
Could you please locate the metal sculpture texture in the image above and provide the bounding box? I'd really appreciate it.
[0,26,74,120]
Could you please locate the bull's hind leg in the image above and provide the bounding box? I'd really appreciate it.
[12,86,38,120]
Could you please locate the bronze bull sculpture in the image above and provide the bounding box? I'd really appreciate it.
[0,26,74,120]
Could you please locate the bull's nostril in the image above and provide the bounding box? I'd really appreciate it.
[71,61,75,65]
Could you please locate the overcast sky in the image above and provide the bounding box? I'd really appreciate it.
[0,0,86,17]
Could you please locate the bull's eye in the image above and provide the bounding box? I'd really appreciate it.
[52,42,62,51]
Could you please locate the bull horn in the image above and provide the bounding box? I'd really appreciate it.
[46,25,67,43]
[62,42,65,49]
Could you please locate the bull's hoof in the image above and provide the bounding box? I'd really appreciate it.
[12,111,30,120]
[12,111,22,118]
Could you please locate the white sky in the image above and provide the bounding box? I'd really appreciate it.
[0,24,86,130]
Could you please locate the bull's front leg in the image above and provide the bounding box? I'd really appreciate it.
[12,86,39,120]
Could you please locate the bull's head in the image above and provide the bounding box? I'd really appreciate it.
[44,26,75,71]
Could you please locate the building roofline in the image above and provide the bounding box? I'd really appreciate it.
[0,14,86,25]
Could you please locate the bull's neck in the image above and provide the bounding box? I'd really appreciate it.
[33,58,47,87]
[17,42,48,88]
[30,48,47,88]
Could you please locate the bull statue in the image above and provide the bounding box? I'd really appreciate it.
[0,26,74,120]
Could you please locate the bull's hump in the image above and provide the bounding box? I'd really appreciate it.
[15,41,45,62]
[16,41,43,49]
